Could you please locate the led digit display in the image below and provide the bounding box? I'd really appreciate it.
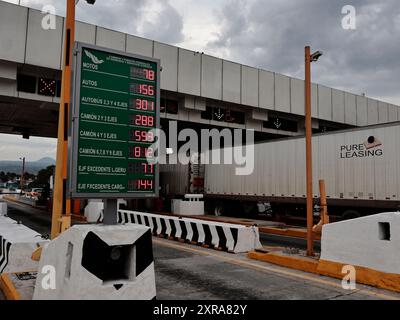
[128,179,154,191]
[129,146,154,159]
[71,44,159,198]
[128,162,155,175]
[130,98,155,112]
[130,67,155,81]
[129,129,155,143]
[130,83,155,96]
[130,114,154,127]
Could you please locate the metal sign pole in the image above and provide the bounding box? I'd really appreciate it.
[305,46,314,257]
[51,0,75,239]
[103,199,118,225]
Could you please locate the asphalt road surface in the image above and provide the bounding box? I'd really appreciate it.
[2,199,399,300]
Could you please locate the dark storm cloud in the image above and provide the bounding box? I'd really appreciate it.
[208,0,400,102]
[76,0,184,44]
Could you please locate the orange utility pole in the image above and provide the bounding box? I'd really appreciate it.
[305,46,313,256]
[305,46,323,256]
[51,0,75,239]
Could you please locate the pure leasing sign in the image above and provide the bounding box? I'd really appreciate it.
[340,136,383,159]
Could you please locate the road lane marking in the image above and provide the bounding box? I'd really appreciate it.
[153,238,400,301]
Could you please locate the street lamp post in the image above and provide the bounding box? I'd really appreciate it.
[305,46,323,257]
[19,157,25,195]
[51,0,96,239]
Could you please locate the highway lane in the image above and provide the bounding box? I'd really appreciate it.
[1,199,399,300]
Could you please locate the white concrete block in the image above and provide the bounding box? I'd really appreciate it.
[367,99,379,125]
[290,78,304,116]
[0,2,28,63]
[320,212,400,275]
[275,74,290,113]
[241,65,259,107]
[25,9,64,70]
[126,35,153,57]
[84,199,103,223]
[356,95,368,126]
[0,202,7,215]
[222,60,241,104]
[378,101,389,124]
[172,198,204,216]
[201,54,222,100]
[95,27,126,51]
[75,21,96,45]
[318,85,332,121]
[119,210,262,253]
[178,49,201,96]
[332,89,345,123]
[0,216,48,274]
[259,70,274,110]
[153,42,178,92]
[33,224,156,300]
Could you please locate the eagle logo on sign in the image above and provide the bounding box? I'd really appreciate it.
[84,50,104,65]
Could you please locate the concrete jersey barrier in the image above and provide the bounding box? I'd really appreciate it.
[320,212,400,275]
[33,224,156,300]
[118,210,262,253]
[0,216,48,274]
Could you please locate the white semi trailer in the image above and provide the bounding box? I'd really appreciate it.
[160,122,400,219]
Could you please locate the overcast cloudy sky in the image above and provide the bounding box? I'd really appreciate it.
[1,0,399,162]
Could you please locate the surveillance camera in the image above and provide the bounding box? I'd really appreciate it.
[310,51,323,62]
[85,0,96,4]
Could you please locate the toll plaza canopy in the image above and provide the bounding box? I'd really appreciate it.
[0,1,399,139]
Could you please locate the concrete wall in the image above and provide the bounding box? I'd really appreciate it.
[0,2,398,124]
[320,212,400,275]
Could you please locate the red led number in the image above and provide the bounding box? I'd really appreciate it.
[142,163,154,174]
[135,99,154,111]
[144,69,155,81]
[140,84,154,96]
[133,115,154,127]
[136,179,153,190]
[131,130,154,142]
[130,146,153,158]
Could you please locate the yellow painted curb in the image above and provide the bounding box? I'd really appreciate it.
[248,251,400,293]
[0,273,21,300]
[248,251,318,274]
[317,260,400,293]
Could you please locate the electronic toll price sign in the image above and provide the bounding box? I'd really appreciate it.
[68,43,160,199]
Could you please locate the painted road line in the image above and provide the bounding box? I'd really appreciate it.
[153,238,400,301]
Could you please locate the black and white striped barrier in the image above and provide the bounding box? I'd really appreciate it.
[34,224,156,300]
[0,216,48,274]
[118,210,262,253]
